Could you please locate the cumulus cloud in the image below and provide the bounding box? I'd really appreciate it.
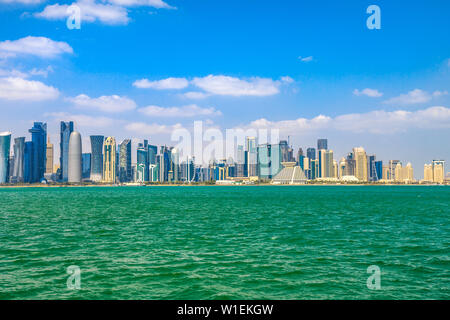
[107,0,175,9]
[298,56,313,62]
[138,104,222,117]
[35,1,130,25]
[245,106,450,135]
[133,77,189,89]
[0,36,73,59]
[191,75,282,97]
[68,94,137,112]
[0,77,59,101]
[353,88,383,97]
[182,91,210,99]
[0,0,44,4]
[383,89,446,106]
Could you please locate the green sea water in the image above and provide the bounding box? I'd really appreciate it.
[0,186,449,300]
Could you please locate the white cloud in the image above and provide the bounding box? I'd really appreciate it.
[45,112,116,127]
[0,0,44,4]
[280,76,294,83]
[138,104,222,117]
[107,0,175,9]
[432,90,448,98]
[68,94,137,112]
[353,88,383,98]
[0,77,59,101]
[182,91,210,99]
[191,75,281,97]
[35,1,130,25]
[125,122,181,135]
[245,106,450,135]
[298,56,313,62]
[383,89,438,106]
[133,77,189,89]
[0,36,73,59]
[0,66,53,79]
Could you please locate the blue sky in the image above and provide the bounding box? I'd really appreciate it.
[0,0,449,177]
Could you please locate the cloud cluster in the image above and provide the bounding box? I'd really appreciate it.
[383,89,447,106]
[353,88,383,98]
[138,104,222,117]
[0,77,59,101]
[134,75,293,97]
[246,106,450,135]
[68,94,137,112]
[35,0,175,25]
[0,36,73,59]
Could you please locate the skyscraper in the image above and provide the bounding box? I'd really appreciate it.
[257,143,282,179]
[102,137,116,183]
[12,137,25,183]
[29,122,47,183]
[82,153,91,179]
[119,139,132,182]
[246,137,258,177]
[23,141,33,183]
[236,145,245,177]
[46,137,53,174]
[68,131,82,183]
[136,143,149,182]
[59,121,73,181]
[279,140,294,162]
[317,138,328,151]
[367,155,376,181]
[319,149,333,178]
[374,160,383,181]
[353,147,368,182]
[0,132,11,184]
[432,160,445,184]
[90,135,104,182]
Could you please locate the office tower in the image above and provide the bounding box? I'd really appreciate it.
[317,138,328,151]
[367,154,376,182]
[333,159,338,178]
[159,146,171,182]
[246,137,257,177]
[339,158,346,178]
[82,153,91,179]
[59,121,73,181]
[257,143,282,179]
[303,156,310,179]
[394,162,403,182]
[46,137,53,174]
[297,148,304,168]
[29,122,47,183]
[344,152,356,176]
[171,148,180,182]
[432,160,445,183]
[90,135,104,182]
[388,160,400,181]
[394,162,414,183]
[374,160,383,181]
[12,137,25,183]
[68,131,82,183]
[279,140,294,162]
[306,148,316,171]
[136,144,149,182]
[0,132,11,183]
[148,145,157,165]
[310,159,319,179]
[24,141,34,183]
[236,145,245,177]
[118,139,132,183]
[318,149,333,178]
[382,165,389,180]
[424,164,433,181]
[102,137,116,183]
[405,163,414,182]
[353,147,368,182]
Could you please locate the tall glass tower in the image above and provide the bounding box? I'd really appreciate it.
[12,137,25,183]
[102,137,116,183]
[317,139,328,151]
[0,132,12,184]
[119,139,132,182]
[24,141,34,183]
[60,121,73,182]
[29,122,47,183]
[90,135,104,182]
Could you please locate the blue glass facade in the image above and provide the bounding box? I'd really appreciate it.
[60,121,73,181]
[24,141,34,183]
[0,132,11,183]
[28,122,47,183]
[90,135,104,181]
[82,153,91,179]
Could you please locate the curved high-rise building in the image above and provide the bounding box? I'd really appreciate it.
[103,137,116,183]
[68,131,82,183]
[90,135,104,182]
[12,137,25,182]
[0,132,11,184]
[60,121,73,181]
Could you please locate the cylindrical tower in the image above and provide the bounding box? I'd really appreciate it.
[13,137,25,182]
[0,132,12,184]
[68,131,82,183]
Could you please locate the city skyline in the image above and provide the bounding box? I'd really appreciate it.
[0,1,449,179]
